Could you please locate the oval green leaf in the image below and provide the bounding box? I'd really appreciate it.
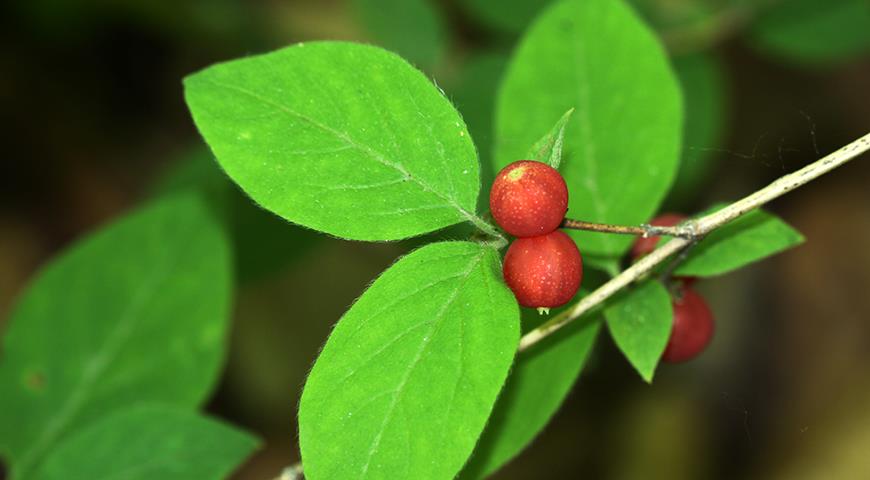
[0,194,233,477]
[31,405,258,480]
[675,206,804,277]
[184,41,484,241]
[299,242,520,480]
[605,280,673,383]
[460,311,600,479]
[495,0,683,257]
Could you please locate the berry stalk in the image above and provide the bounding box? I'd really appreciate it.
[519,132,870,352]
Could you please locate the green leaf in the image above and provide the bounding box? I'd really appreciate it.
[525,108,574,170]
[458,0,553,34]
[298,242,520,480]
[495,0,683,258]
[31,405,258,480]
[675,206,804,277]
[184,41,485,241]
[352,0,447,70]
[0,194,233,477]
[750,0,870,65]
[460,311,600,479]
[605,281,673,383]
[666,53,727,206]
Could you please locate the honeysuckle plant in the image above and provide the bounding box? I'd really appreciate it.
[1,0,868,479]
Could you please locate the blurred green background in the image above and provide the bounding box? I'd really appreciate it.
[1,0,869,478]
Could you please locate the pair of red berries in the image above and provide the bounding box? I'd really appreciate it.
[490,161,581,310]
[631,213,715,363]
[490,163,713,362]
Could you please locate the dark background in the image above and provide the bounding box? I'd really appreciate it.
[2,0,869,478]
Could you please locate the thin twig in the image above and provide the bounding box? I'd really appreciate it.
[659,239,702,284]
[561,218,696,239]
[519,132,870,352]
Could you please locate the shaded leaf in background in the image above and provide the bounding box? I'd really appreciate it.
[151,148,232,205]
[628,0,744,54]
[0,195,233,477]
[351,0,447,71]
[299,242,519,480]
[666,53,727,207]
[460,310,600,479]
[458,0,553,34]
[31,405,258,480]
[750,0,870,66]
[448,52,509,208]
[605,280,673,383]
[185,41,483,241]
[495,0,683,258]
[525,108,574,170]
[675,205,804,277]
[153,149,322,283]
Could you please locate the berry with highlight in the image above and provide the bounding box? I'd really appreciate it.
[490,160,568,238]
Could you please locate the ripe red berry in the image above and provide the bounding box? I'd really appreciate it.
[630,213,687,260]
[503,230,582,309]
[490,160,568,238]
[661,286,714,363]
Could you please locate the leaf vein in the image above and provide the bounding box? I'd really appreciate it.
[199,79,487,229]
[358,250,485,477]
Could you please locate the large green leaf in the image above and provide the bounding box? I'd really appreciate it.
[675,206,804,277]
[185,41,485,241]
[31,405,258,480]
[495,0,683,257]
[605,281,673,383]
[352,0,447,70]
[299,242,519,480]
[460,311,600,479]
[0,194,233,477]
[750,0,870,65]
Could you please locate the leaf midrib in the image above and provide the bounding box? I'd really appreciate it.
[358,249,486,478]
[570,9,613,253]
[196,78,487,229]
[14,231,189,477]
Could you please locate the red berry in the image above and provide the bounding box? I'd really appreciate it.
[630,213,687,260]
[661,286,714,363]
[490,160,568,238]
[503,230,582,309]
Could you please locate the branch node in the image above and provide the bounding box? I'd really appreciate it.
[517,132,870,352]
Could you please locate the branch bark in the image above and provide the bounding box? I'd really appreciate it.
[518,132,870,352]
[561,218,696,239]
